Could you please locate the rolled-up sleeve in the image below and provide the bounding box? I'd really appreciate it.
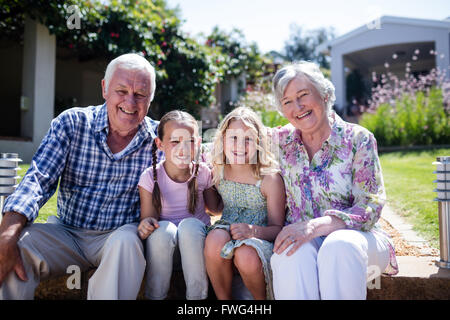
[324,132,386,232]
[2,113,73,222]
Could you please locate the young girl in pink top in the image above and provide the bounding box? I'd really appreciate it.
[137,110,222,300]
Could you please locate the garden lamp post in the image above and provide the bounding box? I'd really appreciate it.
[0,153,22,224]
[433,156,450,269]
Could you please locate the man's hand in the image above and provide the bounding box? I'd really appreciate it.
[137,217,159,240]
[0,240,27,286]
[0,212,28,286]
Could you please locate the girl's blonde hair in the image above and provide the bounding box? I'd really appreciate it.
[151,110,200,215]
[211,106,279,185]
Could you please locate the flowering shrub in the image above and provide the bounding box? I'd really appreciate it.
[236,91,289,128]
[360,60,450,147]
[0,0,236,118]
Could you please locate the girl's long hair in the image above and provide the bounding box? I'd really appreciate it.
[151,110,200,215]
[211,106,279,186]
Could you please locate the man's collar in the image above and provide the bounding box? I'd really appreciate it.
[139,116,157,140]
[93,103,109,133]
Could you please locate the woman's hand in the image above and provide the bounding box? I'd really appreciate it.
[273,220,317,256]
[230,223,255,241]
[273,216,347,256]
[137,217,159,240]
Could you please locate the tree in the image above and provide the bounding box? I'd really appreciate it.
[282,24,335,69]
[205,26,273,87]
[0,0,230,119]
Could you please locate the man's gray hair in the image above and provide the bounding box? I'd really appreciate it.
[272,61,335,113]
[104,53,156,101]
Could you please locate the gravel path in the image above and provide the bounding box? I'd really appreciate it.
[379,217,439,257]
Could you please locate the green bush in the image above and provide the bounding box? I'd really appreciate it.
[360,87,449,147]
[236,91,289,128]
[256,110,289,128]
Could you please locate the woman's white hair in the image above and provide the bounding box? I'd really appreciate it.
[272,61,335,114]
[104,53,156,101]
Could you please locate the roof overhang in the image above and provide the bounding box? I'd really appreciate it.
[317,15,450,55]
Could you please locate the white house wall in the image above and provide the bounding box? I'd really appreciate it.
[22,18,56,142]
[0,18,55,163]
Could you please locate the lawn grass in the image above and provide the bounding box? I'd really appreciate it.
[379,148,450,249]
[17,164,57,223]
[15,148,449,248]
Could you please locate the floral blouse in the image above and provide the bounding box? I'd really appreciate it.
[271,111,398,275]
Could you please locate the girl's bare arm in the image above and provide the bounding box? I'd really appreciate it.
[253,173,286,242]
[139,186,159,220]
[203,185,224,215]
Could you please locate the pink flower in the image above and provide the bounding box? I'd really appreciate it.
[285,149,298,166]
[354,166,373,185]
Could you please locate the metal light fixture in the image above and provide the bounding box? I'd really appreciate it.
[0,153,22,223]
[433,156,450,269]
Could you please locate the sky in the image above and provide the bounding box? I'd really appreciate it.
[165,0,450,54]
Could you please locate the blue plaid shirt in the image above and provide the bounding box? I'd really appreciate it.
[3,104,160,231]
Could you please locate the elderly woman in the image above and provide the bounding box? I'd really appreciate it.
[269,62,398,300]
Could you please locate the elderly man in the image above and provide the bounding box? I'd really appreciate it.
[0,53,160,300]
